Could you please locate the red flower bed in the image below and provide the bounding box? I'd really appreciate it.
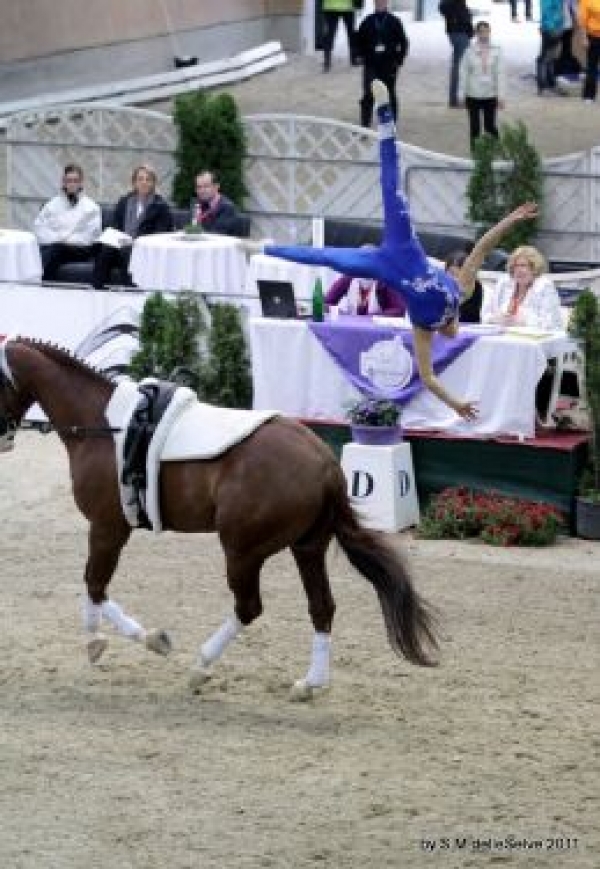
[418,487,565,546]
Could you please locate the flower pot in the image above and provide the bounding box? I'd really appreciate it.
[575,495,600,540]
[351,424,403,446]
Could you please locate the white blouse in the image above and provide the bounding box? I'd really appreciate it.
[482,274,564,331]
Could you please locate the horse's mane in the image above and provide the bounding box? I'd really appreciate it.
[18,337,112,386]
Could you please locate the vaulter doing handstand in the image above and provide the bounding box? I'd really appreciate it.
[244,80,538,420]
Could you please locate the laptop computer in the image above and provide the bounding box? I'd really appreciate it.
[258,279,299,319]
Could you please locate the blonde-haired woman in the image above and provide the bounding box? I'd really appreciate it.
[482,245,564,330]
[92,164,174,289]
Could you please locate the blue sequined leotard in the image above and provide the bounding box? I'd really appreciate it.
[264,106,460,331]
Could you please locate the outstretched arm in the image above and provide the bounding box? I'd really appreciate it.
[457,202,539,297]
[413,327,478,420]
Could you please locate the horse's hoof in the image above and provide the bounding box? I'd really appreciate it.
[289,678,330,702]
[189,665,212,693]
[145,629,172,656]
[290,679,314,702]
[87,634,108,664]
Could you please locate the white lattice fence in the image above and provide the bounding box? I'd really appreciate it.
[6,104,176,229]
[4,106,600,261]
[243,114,381,243]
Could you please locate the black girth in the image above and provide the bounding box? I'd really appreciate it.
[122,381,178,528]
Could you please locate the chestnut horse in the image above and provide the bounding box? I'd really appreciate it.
[0,337,438,696]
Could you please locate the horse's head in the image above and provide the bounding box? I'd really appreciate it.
[0,339,22,453]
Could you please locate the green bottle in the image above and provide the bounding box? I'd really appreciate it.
[312,276,324,322]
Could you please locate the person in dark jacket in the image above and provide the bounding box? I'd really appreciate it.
[444,250,483,322]
[439,0,474,107]
[92,164,174,289]
[190,171,241,235]
[354,0,409,128]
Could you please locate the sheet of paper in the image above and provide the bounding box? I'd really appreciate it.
[98,227,133,249]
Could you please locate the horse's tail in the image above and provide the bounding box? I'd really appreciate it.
[329,472,439,667]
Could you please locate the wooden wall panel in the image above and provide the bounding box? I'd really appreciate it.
[0,0,301,64]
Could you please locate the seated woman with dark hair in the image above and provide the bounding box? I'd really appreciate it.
[326,274,406,316]
[444,250,483,323]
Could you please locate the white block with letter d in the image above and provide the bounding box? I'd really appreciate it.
[340,442,420,532]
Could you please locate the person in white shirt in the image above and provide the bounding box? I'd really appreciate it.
[458,20,505,148]
[482,245,564,331]
[34,164,101,281]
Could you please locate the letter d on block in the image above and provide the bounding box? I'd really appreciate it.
[352,470,374,498]
[398,470,411,497]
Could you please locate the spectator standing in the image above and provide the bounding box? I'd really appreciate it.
[537,0,568,93]
[439,0,474,108]
[459,20,505,148]
[190,171,241,235]
[34,164,101,281]
[579,0,600,102]
[354,0,409,128]
[322,0,357,72]
[92,164,173,289]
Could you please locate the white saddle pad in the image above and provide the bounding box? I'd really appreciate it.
[161,400,278,461]
[105,380,277,532]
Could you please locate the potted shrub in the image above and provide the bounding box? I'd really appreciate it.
[130,291,206,390]
[345,397,402,445]
[467,121,543,250]
[172,91,246,210]
[568,288,600,538]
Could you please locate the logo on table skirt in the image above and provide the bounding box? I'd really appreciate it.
[360,336,413,391]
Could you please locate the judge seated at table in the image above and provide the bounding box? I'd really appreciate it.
[326,274,406,316]
[92,164,174,289]
[190,171,241,236]
[481,245,563,330]
[34,163,101,281]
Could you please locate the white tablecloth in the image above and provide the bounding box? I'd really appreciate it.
[0,229,42,282]
[246,253,341,310]
[249,318,575,439]
[129,232,247,298]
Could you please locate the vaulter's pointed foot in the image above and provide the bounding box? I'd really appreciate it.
[87,634,108,664]
[145,629,173,656]
[372,79,389,108]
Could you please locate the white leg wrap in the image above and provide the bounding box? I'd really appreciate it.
[200,615,243,666]
[101,599,145,641]
[305,632,331,688]
[83,595,102,634]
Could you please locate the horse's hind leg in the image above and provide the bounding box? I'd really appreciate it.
[289,542,336,699]
[189,551,264,691]
[84,522,171,663]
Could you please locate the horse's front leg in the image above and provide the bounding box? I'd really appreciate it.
[83,522,171,663]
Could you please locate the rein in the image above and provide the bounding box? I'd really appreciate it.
[29,422,122,438]
[1,339,123,440]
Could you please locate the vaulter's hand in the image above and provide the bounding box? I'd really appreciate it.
[454,400,479,421]
[511,202,539,222]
